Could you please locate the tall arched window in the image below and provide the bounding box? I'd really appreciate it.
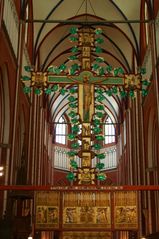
[104,116,116,144]
[55,116,67,144]
[25,4,29,44]
[144,2,149,46]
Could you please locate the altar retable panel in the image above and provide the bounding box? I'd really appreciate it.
[35,190,138,231]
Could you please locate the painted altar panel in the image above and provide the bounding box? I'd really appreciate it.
[63,192,111,228]
[34,190,138,231]
[35,191,60,230]
[62,231,112,239]
[114,191,138,229]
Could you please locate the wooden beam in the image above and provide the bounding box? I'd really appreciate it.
[0,185,159,191]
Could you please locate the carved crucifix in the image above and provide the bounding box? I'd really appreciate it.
[77,28,95,184]
[22,27,148,184]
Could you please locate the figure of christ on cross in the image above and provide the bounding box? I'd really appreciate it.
[78,75,94,181]
[82,74,94,122]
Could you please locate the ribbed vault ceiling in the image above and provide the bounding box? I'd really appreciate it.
[30,0,142,124]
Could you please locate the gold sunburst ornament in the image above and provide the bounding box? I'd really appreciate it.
[31,72,48,88]
[78,168,95,184]
[124,74,141,89]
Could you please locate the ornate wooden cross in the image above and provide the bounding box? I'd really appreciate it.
[22,27,149,184]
